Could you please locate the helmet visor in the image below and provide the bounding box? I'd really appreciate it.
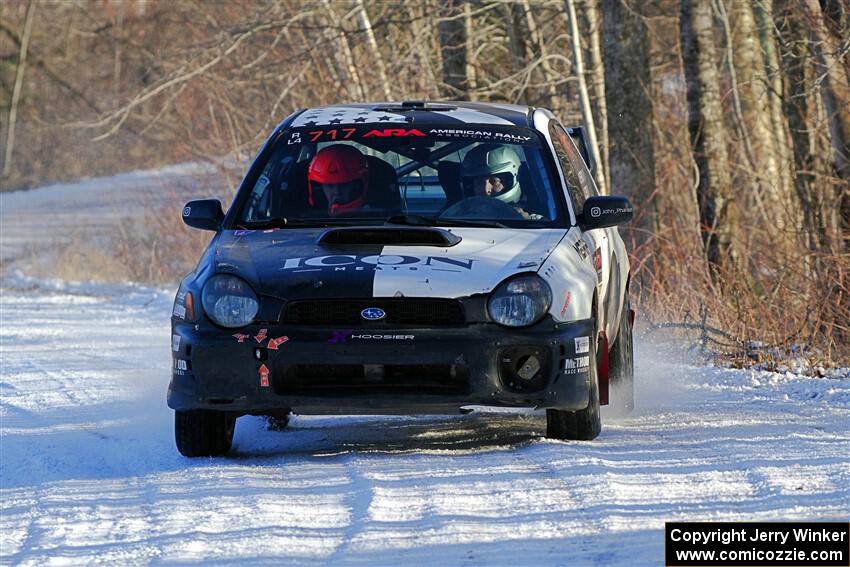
[464,173,515,197]
[315,180,365,208]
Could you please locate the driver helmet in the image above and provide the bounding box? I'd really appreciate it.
[308,144,369,216]
[461,144,522,204]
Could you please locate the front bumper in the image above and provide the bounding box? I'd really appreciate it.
[168,317,595,415]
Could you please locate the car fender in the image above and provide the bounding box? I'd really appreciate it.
[539,227,598,322]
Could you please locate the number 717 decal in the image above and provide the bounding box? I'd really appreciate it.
[308,129,357,142]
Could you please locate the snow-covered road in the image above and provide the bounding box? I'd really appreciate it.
[1,276,848,565]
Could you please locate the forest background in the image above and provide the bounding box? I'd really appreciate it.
[1,0,848,365]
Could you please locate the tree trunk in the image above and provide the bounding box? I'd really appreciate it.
[565,0,607,194]
[601,0,656,229]
[522,0,560,111]
[754,0,796,217]
[800,0,850,251]
[3,0,37,178]
[355,0,392,101]
[321,0,365,101]
[801,0,850,185]
[680,0,740,271]
[438,0,469,99]
[583,0,609,188]
[504,3,530,105]
[779,1,843,254]
[729,0,799,237]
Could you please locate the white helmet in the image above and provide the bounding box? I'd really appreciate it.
[461,144,522,204]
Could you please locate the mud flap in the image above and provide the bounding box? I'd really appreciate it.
[597,331,609,405]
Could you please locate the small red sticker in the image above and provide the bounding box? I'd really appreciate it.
[267,336,289,350]
[254,328,268,343]
[259,364,269,387]
[560,291,572,318]
[233,333,250,343]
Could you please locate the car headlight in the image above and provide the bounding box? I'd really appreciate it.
[487,274,552,327]
[201,274,259,328]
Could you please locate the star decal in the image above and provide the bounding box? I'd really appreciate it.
[328,118,342,124]
[358,111,369,115]
[378,115,392,121]
[304,120,317,126]
[353,117,367,123]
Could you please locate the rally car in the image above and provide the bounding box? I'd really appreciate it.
[169,101,634,457]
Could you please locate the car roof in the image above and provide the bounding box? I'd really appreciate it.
[287,101,534,129]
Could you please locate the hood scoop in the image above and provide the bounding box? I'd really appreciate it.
[318,227,461,247]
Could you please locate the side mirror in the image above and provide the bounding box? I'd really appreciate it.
[580,195,633,230]
[182,199,224,231]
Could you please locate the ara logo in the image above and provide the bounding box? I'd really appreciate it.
[281,254,475,273]
[363,128,426,138]
[182,206,191,217]
[361,307,386,321]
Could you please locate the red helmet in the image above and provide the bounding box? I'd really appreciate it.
[308,144,369,216]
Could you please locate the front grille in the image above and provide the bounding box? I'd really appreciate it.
[282,299,465,326]
[273,363,470,395]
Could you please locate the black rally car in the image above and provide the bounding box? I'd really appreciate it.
[170,101,634,456]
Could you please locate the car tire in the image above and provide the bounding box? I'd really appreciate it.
[546,328,602,441]
[608,293,634,416]
[174,410,235,457]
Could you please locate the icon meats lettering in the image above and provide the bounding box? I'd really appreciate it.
[282,255,475,273]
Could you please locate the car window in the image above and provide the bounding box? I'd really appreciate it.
[232,124,567,228]
[548,120,592,212]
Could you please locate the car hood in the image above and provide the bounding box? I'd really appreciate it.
[215,227,567,300]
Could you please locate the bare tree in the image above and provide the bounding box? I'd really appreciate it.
[726,0,799,237]
[355,0,392,101]
[3,0,36,178]
[565,0,607,194]
[438,0,469,99]
[601,0,656,228]
[582,0,609,187]
[680,0,740,270]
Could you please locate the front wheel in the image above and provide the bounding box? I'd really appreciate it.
[546,328,602,440]
[175,410,235,457]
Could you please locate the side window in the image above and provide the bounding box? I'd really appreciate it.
[548,120,586,212]
[243,153,294,221]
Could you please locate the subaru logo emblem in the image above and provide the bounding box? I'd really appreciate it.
[361,307,386,321]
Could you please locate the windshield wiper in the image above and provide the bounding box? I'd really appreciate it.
[434,218,508,229]
[385,214,508,229]
[384,214,437,226]
[239,218,334,229]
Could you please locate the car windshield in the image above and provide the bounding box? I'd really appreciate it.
[232,123,566,228]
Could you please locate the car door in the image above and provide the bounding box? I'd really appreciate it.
[548,120,616,336]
